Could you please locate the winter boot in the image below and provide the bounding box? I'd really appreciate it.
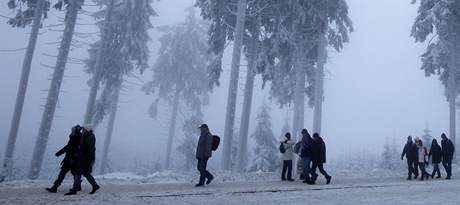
[64,189,77,196]
[326,175,332,184]
[89,185,100,194]
[206,176,214,185]
[46,185,58,193]
[195,183,204,187]
[406,176,411,180]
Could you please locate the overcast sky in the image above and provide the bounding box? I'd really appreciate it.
[0,0,449,171]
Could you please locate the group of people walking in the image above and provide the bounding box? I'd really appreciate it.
[45,123,455,193]
[401,133,455,181]
[279,129,332,185]
[46,125,100,195]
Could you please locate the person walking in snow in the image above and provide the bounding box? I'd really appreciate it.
[280,132,295,181]
[300,129,314,184]
[310,133,332,184]
[195,124,214,187]
[401,136,419,180]
[415,138,429,181]
[46,125,82,193]
[428,138,442,179]
[441,133,455,179]
[65,125,100,195]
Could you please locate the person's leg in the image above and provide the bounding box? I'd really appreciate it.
[406,160,413,179]
[54,166,70,187]
[447,160,452,178]
[65,173,81,195]
[310,162,319,181]
[281,160,288,180]
[317,163,329,177]
[302,158,312,183]
[83,172,100,194]
[435,163,441,178]
[202,158,213,184]
[197,159,206,185]
[419,163,426,180]
[287,160,293,180]
[413,161,419,178]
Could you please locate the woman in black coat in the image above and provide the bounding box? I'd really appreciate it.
[429,139,442,178]
[310,133,332,184]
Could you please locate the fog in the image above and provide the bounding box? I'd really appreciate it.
[0,0,449,177]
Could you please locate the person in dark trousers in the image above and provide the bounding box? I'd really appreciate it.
[441,133,455,179]
[401,136,419,180]
[310,133,332,184]
[65,125,100,195]
[46,125,82,193]
[300,129,314,184]
[195,124,214,187]
[415,138,429,181]
[429,138,442,179]
[280,132,295,182]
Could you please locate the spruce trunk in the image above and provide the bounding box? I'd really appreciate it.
[99,83,121,174]
[292,49,306,140]
[165,87,181,170]
[28,0,82,179]
[1,0,46,182]
[235,30,258,172]
[83,0,115,124]
[313,36,327,134]
[222,0,247,170]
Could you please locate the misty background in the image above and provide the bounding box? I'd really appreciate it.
[0,0,448,177]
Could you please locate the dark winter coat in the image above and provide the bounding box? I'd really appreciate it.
[429,143,442,164]
[74,131,96,173]
[56,132,81,168]
[311,137,326,164]
[196,131,213,159]
[401,142,417,161]
[300,134,313,159]
[441,139,455,162]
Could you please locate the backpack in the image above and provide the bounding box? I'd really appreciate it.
[279,143,286,154]
[212,135,220,151]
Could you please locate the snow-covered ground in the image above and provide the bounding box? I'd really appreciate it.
[1,171,459,205]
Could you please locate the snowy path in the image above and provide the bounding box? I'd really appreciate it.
[0,176,459,205]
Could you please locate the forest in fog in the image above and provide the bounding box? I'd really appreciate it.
[0,0,459,181]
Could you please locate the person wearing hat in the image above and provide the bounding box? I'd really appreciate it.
[195,124,214,187]
[415,137,429,181]
[280,132,295,181]
[46,125,82,193]
[441,133,455,179]
[65,124,100,195]
[401,136,418,180]
[300,129,314,184]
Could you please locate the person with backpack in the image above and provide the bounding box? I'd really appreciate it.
[401,136,418,180]
[46,125,82,193]
[195,124,215,187]
[441,133,455,179]
[300,129,314,184]
[280,132,295,181]
[415,138,429,181]
[310,133,331,184]
[428,138,442,179]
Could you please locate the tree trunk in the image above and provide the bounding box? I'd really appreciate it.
[83,0,115,124]
[28,0,82,179]
[222,0,247,170]
[235,29,258,172]
[448,54,457,152]
[99,83,121,175]
[165,86,181,170]
[0,0,46,182]
[292,48,306,141]
[313,35,327,134]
